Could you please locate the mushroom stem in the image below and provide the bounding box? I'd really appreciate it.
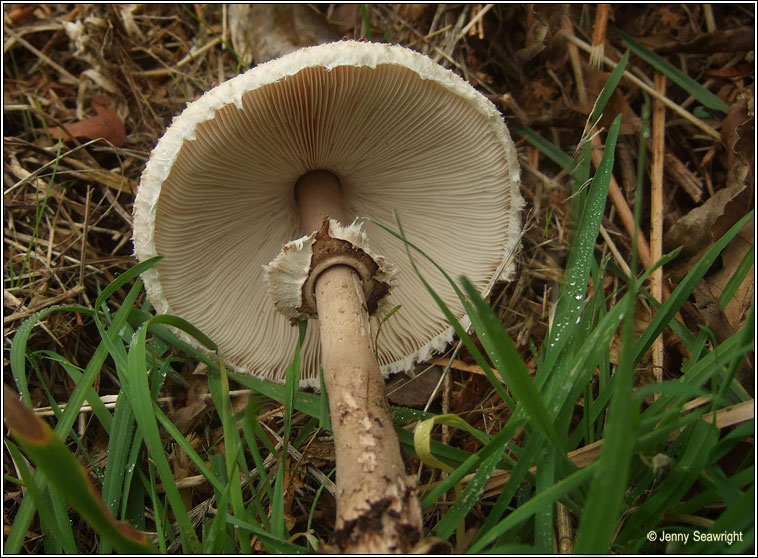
[296,170,422,552]
[315,265,422,553]
[296,170,347,232]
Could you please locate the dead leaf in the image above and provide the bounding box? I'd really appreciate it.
[705,64,754,79]
[168,370,210,433]
[664,152,703,203]
[49,95,126,147]
[330,4,361,35]
[6,4,38,25]
[229,4,336,66]
[450,374,491,415]
[664,182,751,282]
[396,4,434,26]
[664,94,753,281]
[582,64,641,135]
[515,7,548,64]
[652,26,755,55]
[722,92,755,191]
[386,366,442,408]
[654,5,685,33]
[705,217,754,329]
[531,79,556,103]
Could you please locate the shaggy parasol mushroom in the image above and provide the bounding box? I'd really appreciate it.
[134,41,522,553]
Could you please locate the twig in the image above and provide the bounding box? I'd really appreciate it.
[561,12,587,107]
[556,502,574,553]
[599,225,632,278]
[560,31,722,141]
[650,73,666,388]
[136,36,222,76]
[3,285,86,324]
[3,28,79,85]
[702,5,716,33]
[589,4,611,69]
[459,4,494,41]
[80,186,91,287]
[590,134,653,269]
[433,4,470,65]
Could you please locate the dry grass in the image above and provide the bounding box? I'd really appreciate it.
[3,4,754,553]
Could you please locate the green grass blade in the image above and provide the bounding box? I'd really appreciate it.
[718,243,754,309]
[687,484,754,553]
[461,276,558,447]
[6,278,144,554]
[541,114,622,379]
[471,435,542,547]
[534,449,557,553]
[512,123,575,171]
[35,350,113,433]
[101,394,137,522]
[588,50,630,126]
[618,420,720,550]
[4,389,157,553]
[318,367,331,430]
[573,114,642,550]
[615,29,730,113]
[229,370,322,417]
[274,321,305,543]
[717,303,754,400]
[359,4,373,40]
[633,211,754,364]
[373,216,516,409]
[469,462,598,553]
[225,515,306,553]
[96,257,162,312]
[208,356,252,553]
[437,449,502,542]
[203,468,233,554]
[415,413,496,541]
[417,417,521,509]
[10,305,91,406]
[283,320,307,440]
[124,314,217,553]
[5,441,77,554]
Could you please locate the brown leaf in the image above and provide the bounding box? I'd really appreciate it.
[704,217,754,329]
[705,64,754,79]
[168,370,210,433]
[664,182,751,282]
[3,384,51,444]
[652,26,755,55]
[49,95,126,147]
[663,93,753,282]
[396,4,434,26]
[450,374,491,415]
[386,366,442,408]
[6,4,38,25]
[229,4,336,66]
[515,7,548,64]
[721,92,755,190]
[582,64,641,135]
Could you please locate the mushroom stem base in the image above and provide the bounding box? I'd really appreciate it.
[315,265,422,554]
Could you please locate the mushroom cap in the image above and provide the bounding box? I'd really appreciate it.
[133,41,522,387]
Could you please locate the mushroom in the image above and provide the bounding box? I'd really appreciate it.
[134,41,522,553]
